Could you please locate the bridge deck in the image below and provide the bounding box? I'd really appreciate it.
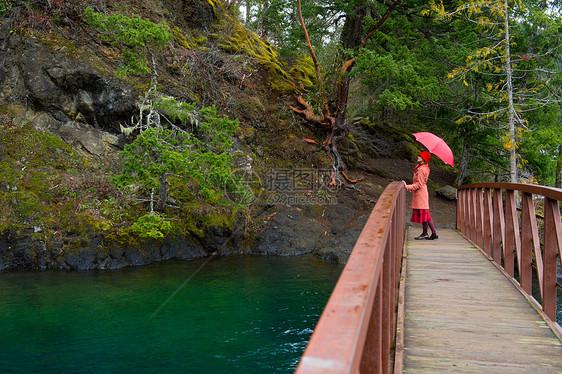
[403,229,562,373]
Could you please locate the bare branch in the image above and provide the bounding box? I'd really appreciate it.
[296,0,322,86]
[361,0,404,49]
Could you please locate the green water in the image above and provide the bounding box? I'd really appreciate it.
[0,255,343,374]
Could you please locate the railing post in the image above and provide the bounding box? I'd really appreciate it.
[492,188,505,266]
[383,241,391,373]
[475,188,484,248]
[542,198,561,321]
[504,189,519,278]
[360,269,383,374]
[520,192,536,294]
[468,188,476,242]
[457,189,465,235]
[483,188,493,256]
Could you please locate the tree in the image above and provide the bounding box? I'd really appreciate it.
[428,0,562,183]
[236,0,349,57]
[291,0,403,185]
[113,97,246,213]
[115,127,193,212]
[516,1,562,186]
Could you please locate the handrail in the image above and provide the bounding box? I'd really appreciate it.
[457,183,562,335]
[460,182,562,201]
[295,181,406,374]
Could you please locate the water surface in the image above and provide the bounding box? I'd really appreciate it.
[0,255,343,373]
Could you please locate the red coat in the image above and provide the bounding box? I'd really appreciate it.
[406,164,430,209]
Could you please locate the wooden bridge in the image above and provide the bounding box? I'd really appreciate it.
[296,182,562,373]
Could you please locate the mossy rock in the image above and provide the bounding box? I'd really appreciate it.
[289,55,316,89]
[427,179,440,190]
[178,204,238,238]
[171,26,192,49]
[352,117,420,161]
[0,122,85,194]
[24,29,79,55]
[214,15,294,94]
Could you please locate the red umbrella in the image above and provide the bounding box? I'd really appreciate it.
[413,132,455,166]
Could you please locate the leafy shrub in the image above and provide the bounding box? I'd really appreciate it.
[84,7,171,76]
[0,0,14,16]
[131,213,172,239]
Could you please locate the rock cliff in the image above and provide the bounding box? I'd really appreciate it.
[0,0,457,270]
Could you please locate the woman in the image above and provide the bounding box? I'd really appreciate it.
[403,151,438,240]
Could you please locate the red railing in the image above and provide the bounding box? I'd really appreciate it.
[295,181,406,374]
[457,183,562,334]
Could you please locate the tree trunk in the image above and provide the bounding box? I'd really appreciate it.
[341,5,369,50]
[245,0,251,24]
[455,79,480,186]
[259,0,270,38]
[322,5,370,183]
[455,130,471,186]
[293,0,402,184]
[155,173,168,212]
[504,0,517,183]
[554,145,562,188]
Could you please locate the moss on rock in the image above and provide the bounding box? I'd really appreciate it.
[214,14,294,93]
[289,55,316,90]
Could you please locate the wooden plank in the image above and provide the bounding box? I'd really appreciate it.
[403,229,562,373]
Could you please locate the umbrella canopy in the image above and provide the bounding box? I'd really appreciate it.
[413,132,455,167]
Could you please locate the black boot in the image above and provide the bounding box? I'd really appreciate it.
[415,234,429,240]
[428,233,439,240]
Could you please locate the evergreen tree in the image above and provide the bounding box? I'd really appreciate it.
[113,99,246,213]
[428,0,562,183]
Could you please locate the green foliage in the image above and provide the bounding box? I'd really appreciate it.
[0,190,42,228]
[337,1,450,124]
[113,127,190,191]
[519,108,562,185]
[355,50,439,110]
[240,0,356,58]
[154,95,198,128]
[131,213,172,239]
[84,7,171,76]
[0,0,14,16]
[0,118,100,233]
[155,95,197,114]
[424,0,562,182]
[112,103,249,206]
[198,105,239,151]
